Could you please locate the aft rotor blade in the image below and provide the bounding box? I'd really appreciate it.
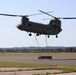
[42,18,51,20]
[58,17,76,19]
[39,10,57,19]
[42,17,76,20]
[0,13,23,17]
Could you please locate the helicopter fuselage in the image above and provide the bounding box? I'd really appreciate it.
[17,18,62,37]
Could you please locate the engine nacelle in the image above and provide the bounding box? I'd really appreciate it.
[21,16,29,25]
[49,19,62,32]
[50,19,61,26]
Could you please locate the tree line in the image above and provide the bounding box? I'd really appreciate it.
[0,47,76,53]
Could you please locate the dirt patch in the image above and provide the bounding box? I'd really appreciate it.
[0,67,32,71]
[0,67,76,75]
[0,67,62,75]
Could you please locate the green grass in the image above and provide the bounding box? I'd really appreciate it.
[0,61,76,73]
[33,65,76,75]
[56,66,76,73]
[0,61,54,68]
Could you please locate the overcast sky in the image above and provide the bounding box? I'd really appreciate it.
[0,0,76,48]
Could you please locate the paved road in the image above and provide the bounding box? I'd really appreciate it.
[0,56,76,66]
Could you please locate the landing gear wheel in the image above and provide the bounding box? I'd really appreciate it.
[48,35,50,38]
[56,35,58,38]
[36,33,39,36]
[29,33,32,36]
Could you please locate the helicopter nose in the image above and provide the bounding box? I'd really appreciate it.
[16,24,22,30]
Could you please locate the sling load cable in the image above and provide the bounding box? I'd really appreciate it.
[34,33,40,51]
[45,35,49,54]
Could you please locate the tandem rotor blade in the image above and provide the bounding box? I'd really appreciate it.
[39,10,58,19]
[0,11,53,18]
[28,11,53,16]
[42,17,76,20]
[0,13,23,17]
[58,17,76,19]
[39,10,76,20]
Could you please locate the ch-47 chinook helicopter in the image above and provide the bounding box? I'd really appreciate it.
[0,10,76,38]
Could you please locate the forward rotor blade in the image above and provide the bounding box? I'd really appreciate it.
[28,11,53,16]
[0,13,23,17]
[0,11,53,18]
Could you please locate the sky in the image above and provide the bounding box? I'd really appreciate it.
[0,0,76,48]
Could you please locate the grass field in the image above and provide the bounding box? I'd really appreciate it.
[0,61,76,73]
[0,53,76,73]
[0,53,76,58]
